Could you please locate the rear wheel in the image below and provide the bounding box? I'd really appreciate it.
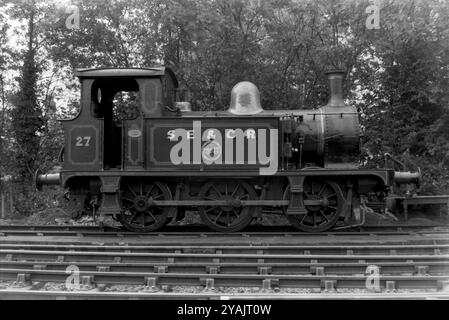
[118,180,172,232]
[284,179,343,232]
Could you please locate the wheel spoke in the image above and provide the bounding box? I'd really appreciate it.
[145,184,155,198]
[127,185,137,197]
[211,185,222,197]
[213,210,224,223]
[231,184,240,197]
[319,209,329,222]
[206,206,218,213]
[300,213,309,224]
[130,211,138,223]
[145,209,157,222]
[318,184,326,196]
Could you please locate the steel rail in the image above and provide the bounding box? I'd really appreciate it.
[3,236,449,248]
[2,243,449,255]
[1,249,449,263]
[1,229,449,238]
[0,224,446,233]
[1,260,448,275]
[1,289,448,300]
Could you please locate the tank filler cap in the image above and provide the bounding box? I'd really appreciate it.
[228,81,263,115]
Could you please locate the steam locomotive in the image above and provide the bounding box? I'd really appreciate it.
[36,67,420,232]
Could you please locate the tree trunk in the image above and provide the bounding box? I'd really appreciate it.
[0,193,4,219]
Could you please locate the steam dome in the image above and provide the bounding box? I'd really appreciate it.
[228,81,263,115]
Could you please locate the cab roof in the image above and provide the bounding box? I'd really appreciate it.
[74,67,172,79]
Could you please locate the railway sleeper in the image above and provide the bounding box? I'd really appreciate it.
[437,280,449,291]
[81,275,95,287]
[96,266,110,272]
[206,266,220,274]
[415,265,429,276]
[257,266,272,275]
[144,277,159,291]
[261,278,280,291]
[33,265,47,270]
[15,273,31,286]
[386,280,396,292]
[200,278,215,291]
[312,266,325,276]
[321,280,336,292]
[154,266,168,273]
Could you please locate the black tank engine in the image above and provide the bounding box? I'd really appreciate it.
[36,67,420,232]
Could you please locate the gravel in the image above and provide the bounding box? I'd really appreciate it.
[0,280,442,296]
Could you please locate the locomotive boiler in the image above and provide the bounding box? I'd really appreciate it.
[36,67,420,232]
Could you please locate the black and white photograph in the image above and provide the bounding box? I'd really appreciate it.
[0,0,448,307]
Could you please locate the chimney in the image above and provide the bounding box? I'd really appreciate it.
[325,69,346,107]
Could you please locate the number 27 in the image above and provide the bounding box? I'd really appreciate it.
[75,136,91,147]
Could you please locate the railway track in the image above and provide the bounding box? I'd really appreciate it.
[0,224,448,299]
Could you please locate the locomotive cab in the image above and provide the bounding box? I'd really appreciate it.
[64,67,178,171]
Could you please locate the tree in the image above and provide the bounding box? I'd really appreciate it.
[359,0,449,194]
[9,0,44,212]
[0,1,11,202]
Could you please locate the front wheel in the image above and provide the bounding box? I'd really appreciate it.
[284,179,343,232]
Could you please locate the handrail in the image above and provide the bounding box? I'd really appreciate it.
[384,153,405,170]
